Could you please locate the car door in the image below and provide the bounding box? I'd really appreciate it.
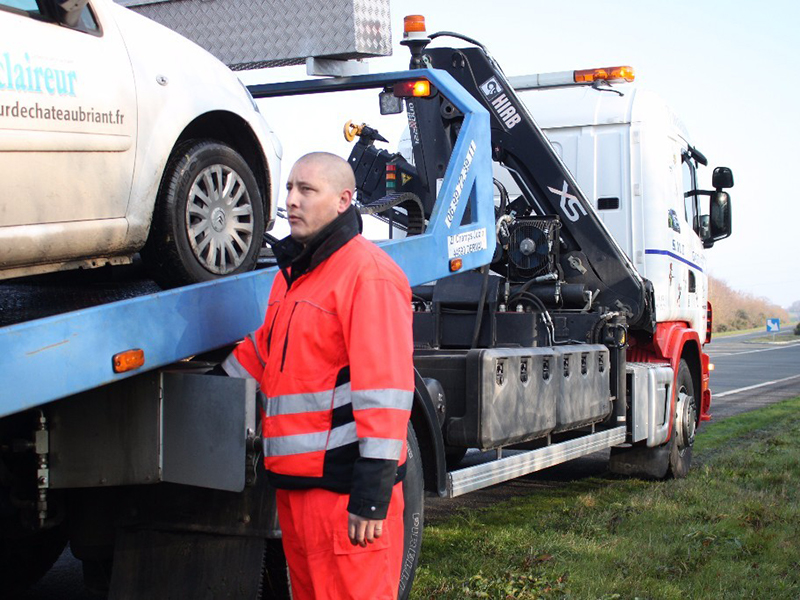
[0,0,137,231]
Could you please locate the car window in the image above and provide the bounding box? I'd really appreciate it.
[0,0,98,32]
[1,0,40,13]
[74,4,99,32]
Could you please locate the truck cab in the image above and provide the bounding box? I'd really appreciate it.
[502,77,732,339]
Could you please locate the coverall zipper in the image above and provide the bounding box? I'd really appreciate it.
[280,302,299,372]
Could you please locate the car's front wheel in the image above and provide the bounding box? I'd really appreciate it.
[143,139,265,288]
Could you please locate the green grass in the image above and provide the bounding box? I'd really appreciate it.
[747,328,800,344]
[714,323,798,340]
[412,397,800,599]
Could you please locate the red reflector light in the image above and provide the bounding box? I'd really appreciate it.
[392,80,432,98]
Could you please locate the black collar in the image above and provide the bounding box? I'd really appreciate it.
[272,206,360,287]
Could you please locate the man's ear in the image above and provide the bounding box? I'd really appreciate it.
[338,189,353,214]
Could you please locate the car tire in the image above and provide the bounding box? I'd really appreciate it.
[142,139,265,288]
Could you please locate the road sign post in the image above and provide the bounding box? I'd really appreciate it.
[766,318,780,340]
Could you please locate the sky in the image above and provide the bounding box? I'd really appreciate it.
[239,0,800,308]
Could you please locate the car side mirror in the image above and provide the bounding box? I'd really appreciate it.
[58,0,89,27]
[712,166,734,189]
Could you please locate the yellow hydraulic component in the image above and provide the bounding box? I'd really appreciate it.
[343,120,365,143]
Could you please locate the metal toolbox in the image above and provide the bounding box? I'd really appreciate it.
[448,347,559,450]
[48,371,256,492]
[551,344,611,432]
[118,0,392,69]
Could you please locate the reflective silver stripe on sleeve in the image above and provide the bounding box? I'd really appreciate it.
[221,353,252,379]
[359,437,404,460]
[247,333,266,367]
[266,383,351,417]
[351,389,413,412]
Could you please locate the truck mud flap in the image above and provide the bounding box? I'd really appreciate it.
[109,529,266,599]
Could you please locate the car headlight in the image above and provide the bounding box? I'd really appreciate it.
[238,79,260,113]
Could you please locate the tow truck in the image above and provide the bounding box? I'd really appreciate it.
[1,7,732,599]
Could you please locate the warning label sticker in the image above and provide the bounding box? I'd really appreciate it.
[447,228,488,259]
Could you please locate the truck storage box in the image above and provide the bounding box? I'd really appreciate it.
[448,347,559,450]
[626,362,674,446]
[117,0,392,69]
[552,344,611,432]
[48,371,256,492]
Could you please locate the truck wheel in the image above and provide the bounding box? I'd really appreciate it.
[667,359,696,478]
[445,447,468,470]
[142,139,265,288]
[0,525,68,598]
[399,423,424,600]
[609,359,696,479]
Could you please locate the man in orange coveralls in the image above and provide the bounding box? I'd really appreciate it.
[222,152,414,599]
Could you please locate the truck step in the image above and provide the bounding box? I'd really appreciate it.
[446,426,626,497]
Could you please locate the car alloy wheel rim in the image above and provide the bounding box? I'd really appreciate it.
[186,164,254,274]
[675,387,697,454]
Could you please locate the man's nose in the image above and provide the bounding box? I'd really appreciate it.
[286,188,299,208]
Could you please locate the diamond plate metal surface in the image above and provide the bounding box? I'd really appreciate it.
[117,0,392,70]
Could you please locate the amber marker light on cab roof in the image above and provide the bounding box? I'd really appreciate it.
[392,80,432,97]
[403,14,427,35]
[574,66,635,84]
[113,348,145,373]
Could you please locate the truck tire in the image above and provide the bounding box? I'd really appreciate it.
[399,422,424,600]
[609,359,696,479]
[667,359,696,478]
[142,139,265,288]
[0,525,68,598]
[444,446,468,470]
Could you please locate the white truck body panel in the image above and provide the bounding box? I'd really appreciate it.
[497,84,708,338]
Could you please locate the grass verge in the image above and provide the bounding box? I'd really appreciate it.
[412,397,800,599]
[714,323,798,340]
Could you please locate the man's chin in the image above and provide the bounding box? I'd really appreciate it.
[290,230,310,245]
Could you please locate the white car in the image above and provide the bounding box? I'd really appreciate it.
[0,0,281,287]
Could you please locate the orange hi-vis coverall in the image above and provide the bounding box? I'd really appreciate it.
[223,207,414,599]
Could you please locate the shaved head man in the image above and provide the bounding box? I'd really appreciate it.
[224,151,414,599]
[285,152,357,244]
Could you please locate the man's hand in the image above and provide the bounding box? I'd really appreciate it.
[348,512,384,547]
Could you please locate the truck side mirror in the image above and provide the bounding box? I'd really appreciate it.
[703,190,731,248]
[712,166,734,189]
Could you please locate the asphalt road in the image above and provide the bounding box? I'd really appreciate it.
[15,311,800,598]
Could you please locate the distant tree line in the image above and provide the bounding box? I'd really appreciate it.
[708,277,791,333]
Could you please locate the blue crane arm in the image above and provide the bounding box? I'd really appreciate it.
[0,69,494,418]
